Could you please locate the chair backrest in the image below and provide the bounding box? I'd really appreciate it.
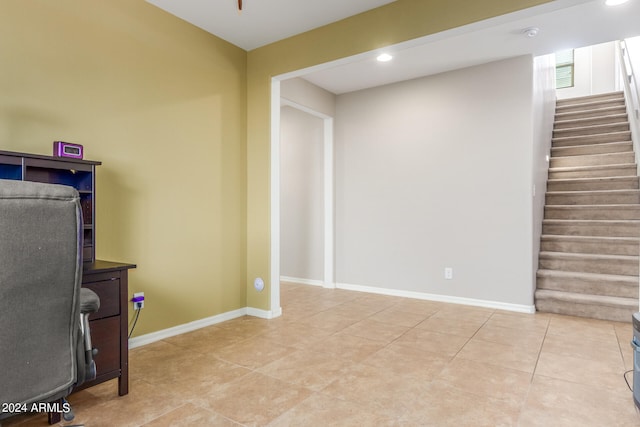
[0,179,83,408]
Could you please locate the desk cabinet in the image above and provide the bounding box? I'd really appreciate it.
[78,261,136,396]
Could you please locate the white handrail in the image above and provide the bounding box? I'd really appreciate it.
[616,40,640,175]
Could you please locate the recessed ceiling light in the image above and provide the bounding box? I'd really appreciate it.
[605,0,629,6]
[377,53,393,62]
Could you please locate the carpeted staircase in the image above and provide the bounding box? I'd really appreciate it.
[535,91,640,322]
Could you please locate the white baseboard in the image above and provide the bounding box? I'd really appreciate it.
[280,276,324,287]
[336,282,535,314]
[247,306,283,319]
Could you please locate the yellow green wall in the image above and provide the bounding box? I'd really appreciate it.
[246,0,552,310]
[0,0,247,335]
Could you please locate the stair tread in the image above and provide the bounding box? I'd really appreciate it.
[535,289,638,308]
[543,218,640,223]
[547,176,637,183]
[552,130,631,142]
[546,189,640,195]
[545,204,640,208]
[555,106,627,119]
[551,140,632,151]
[550,151,634,160]
[548,163,636,172]
[540,234,640,242]
[554,113,629,126]
[557,91,623,102]
[537,268,639,282]
[539,251,639,261]
[554,121,629,131]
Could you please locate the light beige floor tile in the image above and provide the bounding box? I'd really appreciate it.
[394,328,469,357]
[131,350,250,398]
[415,316,485,338]
[401,380,521,426]
[211,336,293,370]
[541,331,624,365]
[341,318,410,343]
[518,375,640,427]
[163,324,251,354]
[320,362,434,419]
[257,322,333,349]
[437,358,532,406]
[63,379,181,427]
[215,316,274,336]
[430,305,494,322]
[361,342,449,381]
[484,311,550,333]
[534,350,628,397]
[307,331,387,362]
[201,371,312,427]
[369,305,433,327]
[473,323,545,351]
[456,338,539,373]
[546,315,620,345]
[141,403,241,426]
[257,349,352,391]
[268,392,399,426]
[297,311,360,332]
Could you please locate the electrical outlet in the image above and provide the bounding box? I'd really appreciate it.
[132,292,145,310]
[444,267,453,280]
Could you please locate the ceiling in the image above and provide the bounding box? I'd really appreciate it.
[146,0,640,94]
[146,0,397,51]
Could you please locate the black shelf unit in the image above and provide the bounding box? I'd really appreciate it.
[0,150,102,262]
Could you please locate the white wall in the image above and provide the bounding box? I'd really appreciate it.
[531,54,558,298]
[557,41,617,99]
[335,55,535,308]
[280,106,325,282]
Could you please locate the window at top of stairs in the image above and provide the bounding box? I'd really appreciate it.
[556,49,575,89]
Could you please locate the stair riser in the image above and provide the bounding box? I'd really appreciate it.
[542,223,640,237]
[551,143,632,157]
[552,131,631,147]
[556,107,627,121]
[544,206,640,220]
[548,166,637,179]
[535,297,634,322]
[536,275,638,298]
[540,240,640,256]
[547,180,639,191]
[539,257,638,275]
[554,115,628,130]
[546,192,640,205]
[550,152,635,168]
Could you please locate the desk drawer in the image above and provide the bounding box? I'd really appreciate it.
[90,316,120,376]
[83,279,120,320]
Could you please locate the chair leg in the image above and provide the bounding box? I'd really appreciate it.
[47,399,63,424]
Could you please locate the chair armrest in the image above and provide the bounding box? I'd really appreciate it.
[80,288,100,314]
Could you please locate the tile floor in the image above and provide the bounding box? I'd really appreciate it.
[4,282,640,426]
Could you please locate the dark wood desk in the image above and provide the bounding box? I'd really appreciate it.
[78,260,136,395]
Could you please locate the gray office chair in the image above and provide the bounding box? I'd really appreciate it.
[0,179,100,424]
